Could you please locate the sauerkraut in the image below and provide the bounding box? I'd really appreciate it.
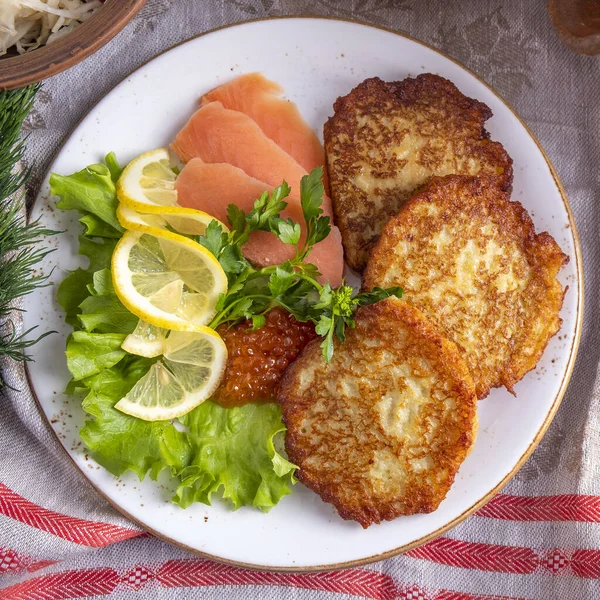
[0,0,103,56]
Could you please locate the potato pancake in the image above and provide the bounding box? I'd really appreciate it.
[324,74,513,271]
[278,298,477,528]
[363,175,568,399]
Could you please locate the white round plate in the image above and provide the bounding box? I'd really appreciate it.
[24,17,582,571]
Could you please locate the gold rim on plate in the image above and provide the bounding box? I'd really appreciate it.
[25,15,584,573]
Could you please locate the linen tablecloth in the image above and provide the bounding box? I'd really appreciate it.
[2,1,599,598]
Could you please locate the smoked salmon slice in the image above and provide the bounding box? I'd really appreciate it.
[175,158,303,225]
[241,226,345,290]
[171,101,333,218]
[201,73,327,189]
[175,158,343,286]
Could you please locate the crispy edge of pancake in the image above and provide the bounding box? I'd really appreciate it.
[324,74,514,271]
[363,175,569,399]
[278,298,478,528]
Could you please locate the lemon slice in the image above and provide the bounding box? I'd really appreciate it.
[112,228,227,331]
[122,319,169,358]
[115,329,227,421]
[117,148,178,210]
[116,204,228,237]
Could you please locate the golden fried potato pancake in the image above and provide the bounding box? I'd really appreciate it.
[324,74,513,271]
[278,298,477,528]
[363,175,568,399]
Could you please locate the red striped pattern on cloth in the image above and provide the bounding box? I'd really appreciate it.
[3,486,600,550]
[477,495,600,522]
[0,560,525,600]
[0,547,57,577]
[407,541,600,578]
[157,559,398,597]
[570,550,600,579]
[3,568,118,600]
[0,484,140,548]
[407,538,537,575]
[3,481,600,581]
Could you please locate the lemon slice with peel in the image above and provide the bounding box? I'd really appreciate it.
[117,204,228,237]
[122,319,169,358]
[115,329,227,421]
[117,148,178,210]
[112,228,227,332]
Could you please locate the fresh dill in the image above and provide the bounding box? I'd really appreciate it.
[0,84,56,387]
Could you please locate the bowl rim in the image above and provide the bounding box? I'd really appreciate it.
[0,0,146,90]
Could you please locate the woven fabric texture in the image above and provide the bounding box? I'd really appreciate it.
[1,1,599,598]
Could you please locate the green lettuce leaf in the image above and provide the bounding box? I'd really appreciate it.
[78,357,295,506]
[78,295,137,334]
[55,152,296,513]
[78,269,136,334]
[66,331,127,380]
[80,214,122,238]
[80,355,152,413]
[79,356,191,479]
[90,269,114,295]
[50,161,123,232]
[78,236,118,272]
[104,151,123,182]
[57,268,94,327]
[174,402,295,511]
[59,263,134,335]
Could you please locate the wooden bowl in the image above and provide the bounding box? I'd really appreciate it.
[549,0,600,55]
[0,0,147,90]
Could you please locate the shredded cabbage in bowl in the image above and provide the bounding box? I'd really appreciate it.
[0,0,103,56]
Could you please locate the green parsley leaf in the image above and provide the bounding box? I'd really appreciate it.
[219,245,246,279]
[335,317,347,342]
[268,264,296,298]
[315,283,333,309]
[315,314,332,337]
[320,328,335,363]
[226,204,247,236]
[245,183,290,237]
[193,166,403,363]
[356,286,403,306]
[271,217,302,246]
[300,167,325,222]
[308,214,331,247]
[251,315,266,330]
[296,167,331,257]
[198,219,227,257]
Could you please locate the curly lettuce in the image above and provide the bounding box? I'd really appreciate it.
[176,402,295,510]
[53,154,295,511]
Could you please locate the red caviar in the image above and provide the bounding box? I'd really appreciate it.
[213,309,318,407]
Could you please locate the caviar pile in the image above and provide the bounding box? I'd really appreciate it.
[213,309,318,407]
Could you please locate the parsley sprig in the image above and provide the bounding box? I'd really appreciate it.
[199,167,402,362]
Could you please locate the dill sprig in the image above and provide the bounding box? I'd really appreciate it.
[0,84,57,388]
